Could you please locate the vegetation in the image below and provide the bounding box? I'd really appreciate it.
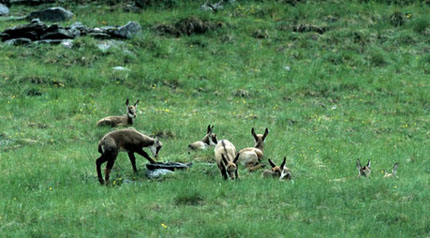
[1,0,430,237]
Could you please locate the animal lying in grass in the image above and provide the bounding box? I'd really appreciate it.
[356,159,371,177]
[383,162,398,178]
[188,124,218,151]
[96,99,139,127]
[238,128,269,172]
[96,128,162,185]
[214,140,240,180]
[263,157,292,180]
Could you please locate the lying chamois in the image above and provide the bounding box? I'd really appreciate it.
[96,128,162,185]
[383,162,399,178]
[96,99,139,127]
[188,125,218,150]
[356,159,371,178]
[214,140,240,180]
[263,157,292,180]
[238,128,269,172]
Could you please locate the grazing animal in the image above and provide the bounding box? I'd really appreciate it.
[214,140,240,180]
[263,157,292,180]
[96,99,139,127]
[383,162,399,178]
[188,125,218,150]
[95,128,162,185]
[356,159,371,177]
[238,128,269,172]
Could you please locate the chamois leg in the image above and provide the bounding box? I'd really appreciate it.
[218,163,228,180]
[235,170,240,180]
[96,154,108,185]
[103,150,118,185]
[104,159,115,185]
[136,149,156,164]
[128,152,138,173]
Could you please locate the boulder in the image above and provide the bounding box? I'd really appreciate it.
[114,21,141,39]
[4,37,32,45]
[0,3,9,16]
[26,7,74,22]
[0,19,47,41]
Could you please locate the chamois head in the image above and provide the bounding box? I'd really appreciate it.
[356,159,371,177]
[220,153,240,180]
[383,162,398,178]
[205,124,218,146]
[266,157,291,180]
[126,99,139,119]
[149,138,163,158]
[251,128,269,151]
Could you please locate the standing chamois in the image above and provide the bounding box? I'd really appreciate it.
[96,128,162,185]
[238,128,269,172]
[96,99,139,127]
[263,157,292,180]
[214,140,240,180]
[188,125,218,151]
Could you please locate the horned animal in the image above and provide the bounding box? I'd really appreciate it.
[96,99,139,127]
[214,140,240,180]
[356,159,371,177]
[383,162,398,178]
[95,128,162,185]
[238,128,269,172]
[263,157,291,180]
[188,125,218,150]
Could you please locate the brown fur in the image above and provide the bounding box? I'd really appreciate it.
[96,128,162,185]
[263,157,291,180]
[96,99,139,127]
[188,125,218,150]
[356,159,371,178]
[238,128,269,172]
[214,140,239,180]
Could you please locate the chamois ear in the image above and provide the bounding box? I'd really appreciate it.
[251,128,258,141]
[263,128,269,141]
[207,125,212,134]
[366,160,371,168]
[221,154,228,166]
[280,157,286,169]
[233,153,240,165]
[356,159,362,171]
[268,159,276,168]
[134,99,139,106]
[125,99,130,106]
[211,125,215,131]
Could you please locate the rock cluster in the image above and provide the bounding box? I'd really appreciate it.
[0,19,142,45]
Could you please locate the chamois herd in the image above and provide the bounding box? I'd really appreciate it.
[95,99,399,185]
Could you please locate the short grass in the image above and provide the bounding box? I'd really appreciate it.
[1,0,430,237]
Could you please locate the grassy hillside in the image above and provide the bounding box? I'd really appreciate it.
[1,0,430,237]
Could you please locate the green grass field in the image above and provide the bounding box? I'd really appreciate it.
[1,0,430,237]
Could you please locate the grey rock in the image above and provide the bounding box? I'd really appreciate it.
[40,27,75,40]
[0,19,47,41]
[26,7,74,22]
[0,3,9,16]
[114,21,141,39]
[35,39,64,44]
[60,39,73,48]
[4,37,31,45]
[112,66,130,71]
[146,169,174,179]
